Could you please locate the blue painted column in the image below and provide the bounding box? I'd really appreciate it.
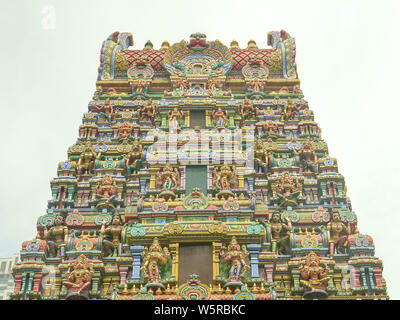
[130,245,144,280]
[247,244,261,279]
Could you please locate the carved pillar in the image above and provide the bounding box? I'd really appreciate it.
[77,191,83,206]
[373,267,383,287]
[33,273,42,292]
[352,267,360,287]
[320,182,327,197]
[14,274,22,292]
[169,243,179,283]
[263,263,274,283]
[247,244,261,279]
[67,186,74,201]
[305,189,311,204]
[90,271,101,295]
[212,242,222,282]
[119,266,129,285]
[292,269,301,291]
[102,277,112,296]
[312,188,319,203]
[360,267,367,287]
[130,245,144,281]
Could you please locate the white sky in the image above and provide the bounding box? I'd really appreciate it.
[1,0,399,299]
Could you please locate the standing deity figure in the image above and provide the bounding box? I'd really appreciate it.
[327,210,350,256]
[63,254,94,297]
[248,78,264,92]
[95,174,117,206]
[254,140,269,174]
[141,238,170,283]
[124,139,143,174]
[118,121,133,140]
[100,213,123,257]
[168,107,184,130]
[213,165,238,190]
[176,78,188,92]
[77,143,102,177]
[282,98,299,121]
[138,98,156,123]
[132,79,148,93]
[220,236,250,282]
[299,251,330,291]
[155,165,180,191]
[292,138,318,173]
[268,211,292,254]
[44,212,69,258]
[239,98,257,121]
[274,172,303,207]
[212,108,228,128]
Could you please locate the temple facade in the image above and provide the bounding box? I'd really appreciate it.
[11,31,388,300]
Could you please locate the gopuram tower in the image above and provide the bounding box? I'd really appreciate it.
[11,31,388,300]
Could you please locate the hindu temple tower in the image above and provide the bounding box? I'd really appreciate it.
[11,31,388,300]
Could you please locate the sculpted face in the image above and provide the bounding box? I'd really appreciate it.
[112,215,121,225]
[272,213,281,223]
[333,212,340,222]
[55,216,63,226]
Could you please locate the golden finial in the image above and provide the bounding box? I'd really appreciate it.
[260,282,266,294]
[247,39,258,50]
[230,40,240,49]
[165,284,171,295]
[122,284,129,295]
[155,287,163,295]
[130,285,137,295]
[144,40,153,50]
[161,40,170,50]
[216,283,223,295]
[251,283,259,294]
[225,287,232,294]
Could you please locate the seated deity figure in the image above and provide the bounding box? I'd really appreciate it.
[95,174,117,207]
[92,98,114,122]
[63,254,94,297]
[239,98,257,121]
[327,210,350,256]
[44,212,69,258]
[118,121,133,140]
[299,251,330,292]
[273,172,303,207]
[220,236,250,282]
[140,238,170,283]
[282,98,299,121]
[77,143,102,177]
[212,165,238,190]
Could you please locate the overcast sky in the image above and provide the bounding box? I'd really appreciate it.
[1,0,399,299]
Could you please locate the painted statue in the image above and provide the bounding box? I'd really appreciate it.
[44,212,69,258]
[273,172,303,207]
[299,251,330,291]
[239,98,257,121]
[220,236,250,281]
[138,98,156,123]
[292,138,318,173]
[63,254,94,297]
[213,165,238,190]
[327,210,350,255]
[282,98,298,121]
[124,139,143,174]
[118,121,133,140]
[269,212,292,254]
[77,143,101,177]
[95,174,117,206]
[100,213,123,257]
[212,108,228,128]
[141,238,170,283]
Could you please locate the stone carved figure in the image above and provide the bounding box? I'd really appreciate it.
[292,138,318,173]
[124,139,143,174]
[63,254,94,297]
[212,165,238,190]
[299,251,330,292]
[44,212,69,258]
[118,121,133,140]
[138,99,156,123]
[220,236,250,282]
[269,212,292,254]
[239,98,257,121]
[141,238,170,283]
[100,213,124,257]
[77,143,102,177]
[273,172,303,207]
[95,174,117,206]
[327,210,350,256]
[155,166,180,191]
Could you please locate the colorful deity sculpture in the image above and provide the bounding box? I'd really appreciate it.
[263,120,278,138]
[299,251,330,293]
[124,139,143,174]
[212,108,228,129]
[131,79,149,93]
[77,143,102,177]
[213,165,238,190]
[155,165,180,191]
[282,98,298,121]
[141,238,170,283]
[327,210,350,256]
[168,107,184,130]
[100,213,123,257]
[138,98,156,123]
[292,138,318,173]
[248,78,264,92]
[220,237,250,282]
[118,121,133,140]
[269,212,292,254]
[95,174,117,207]
[92,98,114,122]
[254,139,269,173]
[44,212,69,258]
[273,172,303,207]
[239,98,257,121]
[63,254,94,297]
